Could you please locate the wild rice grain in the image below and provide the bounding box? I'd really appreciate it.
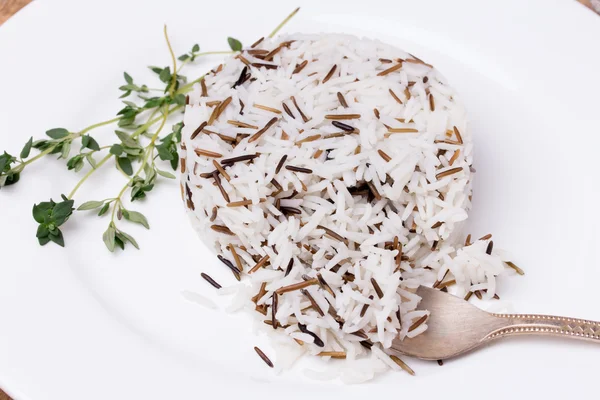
[506,261,525,275]
[291,96,309,122]
[324,114,361,120]
[387,128,419,134]
[252,62,278,70]
[322,64,337,83]
[317,225,349,245]
[360,295,374,317]
[227,120,258,129]
[213,171,230,202]
[367,181,382,200]
[221,154,259,165]
[195,148,223,158]
[254,346,274,368]
[298,323,325,347]
[248,117,279,143]
[371,278,384,299]
[201,273,222,289]
[248,254,270,274]
[331,121,354,132]
[284,258,294,277]
[285,165,313,174]
[337,92,349,108]
[212,160,231,181]
[210,224,235,235]
[435,167,463,180]
[449,149,461,166]
[378,149,392,162]
[227,199,256,207]
[251,37,264,48]
[453,126,464,144]
[191,121,207,140]
[377,62,403,76]
[282,102,295,118]
[408,315,428,332]
[271,293,279,329]
[295,134,321,145]
[254,103,282,114]
[301,289,325,316]
[316,273,336,298]
[292,60,308,74]
[275,278,319,294]
[389,89,403,104]
[390,355,416,376]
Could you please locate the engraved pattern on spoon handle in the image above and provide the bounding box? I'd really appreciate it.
[484,313,600,343]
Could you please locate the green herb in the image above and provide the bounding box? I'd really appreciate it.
[0,152,19,187]
[178,43,201,62]
[20,137,33,159]
[227,37,243,52]
[32,196,74,247]
[0,8,300,250]
[119,72,149,99]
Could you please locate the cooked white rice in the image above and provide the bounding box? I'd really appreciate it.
[179,33,513,379]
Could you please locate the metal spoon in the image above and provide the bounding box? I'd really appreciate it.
[391,286,600,360]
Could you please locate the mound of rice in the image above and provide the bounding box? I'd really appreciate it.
[179,33,514,379]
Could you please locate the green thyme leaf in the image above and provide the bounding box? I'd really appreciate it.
[102,224,116,252]
[32,201,54,223]
[98,203,110,216]
[109,144,123,156]
[46,128,69,139]
[82,135,100,151]
[78,200,105,211]
[114,235,125,250]
[67,155,83,171]
[192,44,200,53]
[75,158,85,172]
[48,230,65,247]
[174,94,186,106]
[122,209,149,229]
[52,199,75,225]
[178,54,190,62]
[85,154,97,168]
[159,67,171,83]
[60,141,71,159]
[20,137,33,159]
[115,131,136,146]
[228,37,242,51]
[117,157,133,175]
[156,169,176,179]
[36,224,49,239]
[116,230,139,250]
[124,72,133,84]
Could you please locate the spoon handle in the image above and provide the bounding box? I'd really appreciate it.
[484,313,600,343]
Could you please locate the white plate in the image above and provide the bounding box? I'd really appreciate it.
[1,0,599,398]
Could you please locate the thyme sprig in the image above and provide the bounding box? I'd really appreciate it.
[0,8,300,251]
